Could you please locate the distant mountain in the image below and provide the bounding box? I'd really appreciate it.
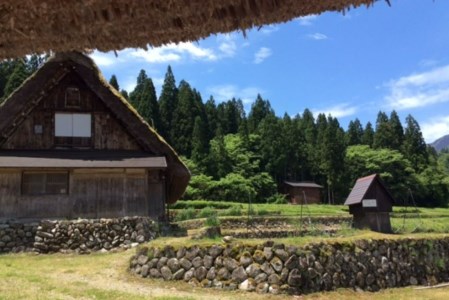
[430,134,449,152]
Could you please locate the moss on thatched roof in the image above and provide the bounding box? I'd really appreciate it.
[0,0,381,59]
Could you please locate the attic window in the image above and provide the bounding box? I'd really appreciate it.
[22,171,69,195]
[55,113,91,137]
[65,87,80,107]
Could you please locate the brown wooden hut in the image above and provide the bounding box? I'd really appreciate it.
[0,52,190,220]
[344,174,394,233]
[284,181,323,204]
[0,0,382,60]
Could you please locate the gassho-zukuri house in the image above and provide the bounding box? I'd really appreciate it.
[0,52,190,220]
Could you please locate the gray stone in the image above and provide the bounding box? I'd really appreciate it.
[256,282,269,293]
[314,261,324,274]
[185,246,200,260]
[274,249,289,261]
[206,267,216,280]
[261,261,274,275]
[192,256,203,268]
[322,273,332,289]
[280,268,289,282]
[203,255,213,268]
[195,266,207,281]
[149,268,161,278]
[231,266,248,283]
[255,273,268,284]
[173,268,185,280]
[285,255,298,270]
[141,265,150,277]
[36,231,53,239]
[240,252,253,267]
[167,258,181,272]
[157,257,168,270]
[176,247,186,259]
[253,250,265,264]
[148,258,159,269]
[287,269,302,286]
[356,271,365,287]
[160,266,172,280]
[209,245,223,257]
[269,284,280,294]
[137,254,149,265]
[270,257,283,273]
[184,268,195,281]
[264,247,273,261]
[223,257,239,271]
[1,235,11,242]
[179,257,192,270]
[239,278,256,291]
[308,267,318,279]
[222,236,233,243]
[268,273,281,285]
[410,276,418,285]
[136,235,145,243]
[366,273,376,285]
[246,263,261,278]
[217,267,231,280]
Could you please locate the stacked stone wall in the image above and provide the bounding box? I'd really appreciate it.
[130,238,449,295]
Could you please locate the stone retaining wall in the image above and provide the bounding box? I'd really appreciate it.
[130,237,449,295]
[0,217,156,254]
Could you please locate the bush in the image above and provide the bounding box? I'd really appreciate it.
[171,200,235,210]
[175,207,196,221]
[267,193,288,204]
[204,214,220,227]
[198,206,216,218]
[219,205,243,216]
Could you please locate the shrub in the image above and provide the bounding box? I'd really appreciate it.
[267,193,288,204]
[219,205,243,216]
[204,214,220,227]
[198,206,216,218]
[175,207,196,221]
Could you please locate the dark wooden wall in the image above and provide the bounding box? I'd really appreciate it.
[287,186,321,204]
[0,168,165,219]
[2,72,141,151]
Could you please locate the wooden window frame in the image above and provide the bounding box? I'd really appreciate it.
[65,87,81,108]
[21,171,69,196]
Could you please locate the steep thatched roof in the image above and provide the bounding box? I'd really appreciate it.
[0,51,190,204]
[0,0,381,59]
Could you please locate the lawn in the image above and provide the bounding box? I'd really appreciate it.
[1,241,449,300]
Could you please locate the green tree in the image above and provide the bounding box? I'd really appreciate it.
[373,111,391,149]
[205,96,218,138]
[388,110,404,150]
[247,94,274,133]
[159,65,178,141]
[361,121,374,147]
[402,114,428,170]
[109,74,119,90]
[191,116,209,169]
[346,118,364,145]
[171,80,196,156]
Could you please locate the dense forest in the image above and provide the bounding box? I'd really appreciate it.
[1,58,449,207]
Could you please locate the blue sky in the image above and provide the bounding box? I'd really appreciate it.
[90,0,449,143]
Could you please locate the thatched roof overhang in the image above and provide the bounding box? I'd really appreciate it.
[0,0,382,59]
[0,52,190,204]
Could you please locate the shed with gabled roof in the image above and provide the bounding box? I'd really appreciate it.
[0,52,190,220]
[284,181,323,204]
[344,174,394,233]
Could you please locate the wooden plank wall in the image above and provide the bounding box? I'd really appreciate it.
[2,72,141,150]
[0,169,164,219]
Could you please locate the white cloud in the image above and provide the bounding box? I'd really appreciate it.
[260,25,279,35]
[421,116,449,143]
[90,51,116,67]
[312,103,358,118]
[254,47,272,64]
[307,33,328,40]
[218,34,237,57]
[385,64,449,110]
[297,14,318,26]
[129,42,217,63]
[207,84,263,106]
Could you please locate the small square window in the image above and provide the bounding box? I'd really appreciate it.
[34,124,43,134]
[65,87,80,107]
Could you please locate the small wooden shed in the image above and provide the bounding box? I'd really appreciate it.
[284,181,323,204]
[344,174,394,233]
